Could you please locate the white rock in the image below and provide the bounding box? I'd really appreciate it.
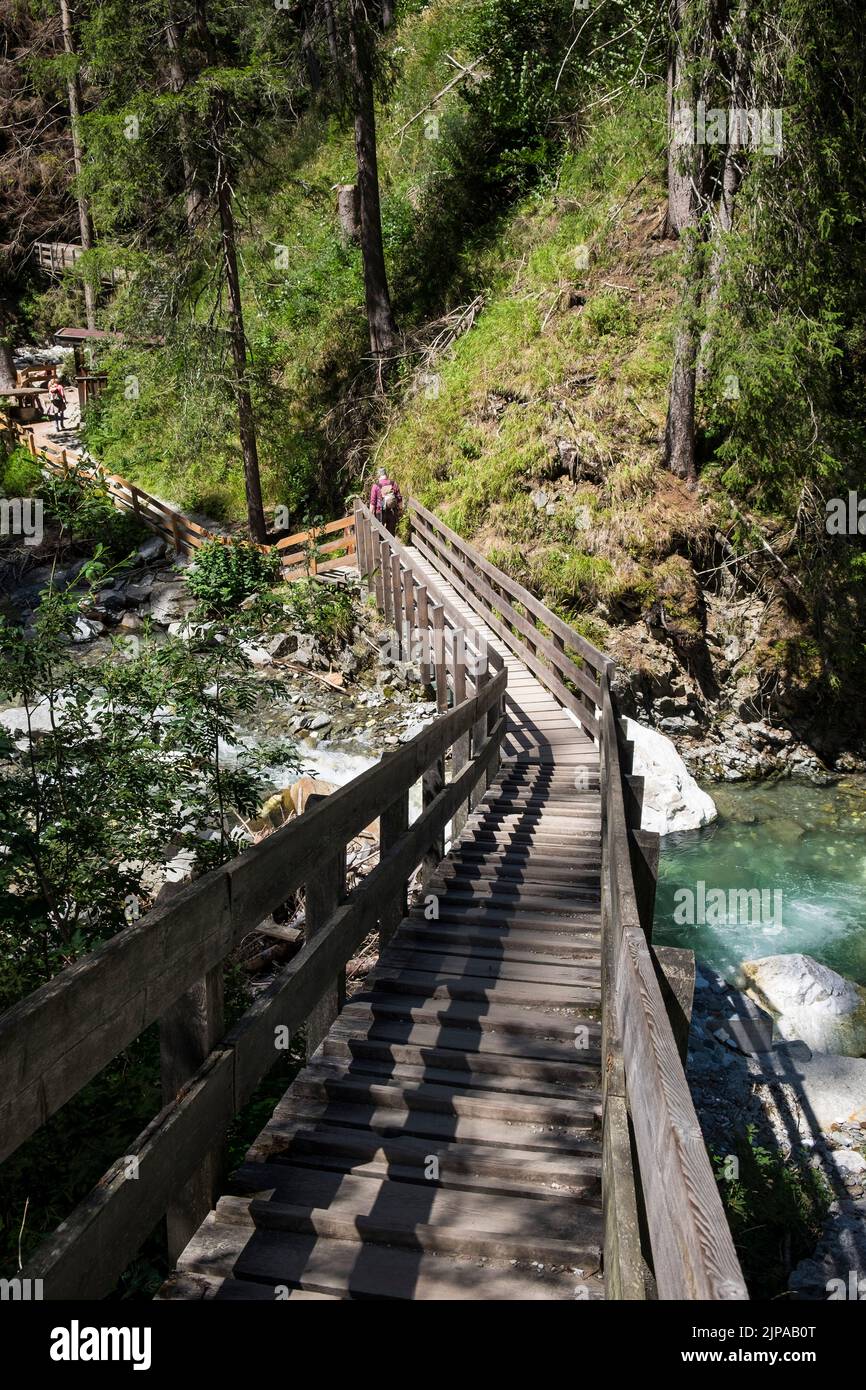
[624,717,717,835]
[742,954,866,1058]
[827,1149,866,1177]
[240,641,274,668]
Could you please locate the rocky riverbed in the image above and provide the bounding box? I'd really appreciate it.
[687,961,866,1300]
[1,531,440,806]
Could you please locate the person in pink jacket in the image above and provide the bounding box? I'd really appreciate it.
[370,468,403,535]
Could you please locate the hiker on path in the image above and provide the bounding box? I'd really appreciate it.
[48,380,67,433]
[370,468,402,535]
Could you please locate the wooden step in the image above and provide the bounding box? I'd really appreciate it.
[243,1124,602,1196]
[265,1093,601,1151]
[179,1207,601,1299]
[369,963,601,1007]
[379,946,601,988]
[292,1062,600,1127]
[343,993,602,1033]
[322,1034,600,1090]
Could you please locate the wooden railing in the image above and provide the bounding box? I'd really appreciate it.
[0,670,506,1299]
[408,498,605,738]
[5,420,356,576]
[403,502,747,1300]
[276,514,357,578]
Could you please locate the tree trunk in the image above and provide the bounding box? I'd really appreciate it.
[666,315,699,483]
[0,336,16,392]
[59,0,97,330]
[381,0,394,29]
[165,0,206,228]
[300,2,323,89]
[215,140,268,543]
[663,0,708,483]
[347,0,398,372]
[322,0,339,64]
[696,0,752,385]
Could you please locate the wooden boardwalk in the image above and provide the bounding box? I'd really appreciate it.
[4,495,748,1303]
[163,554,606,1300]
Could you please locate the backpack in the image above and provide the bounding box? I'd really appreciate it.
[379,479,398,515]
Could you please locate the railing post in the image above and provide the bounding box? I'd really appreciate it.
[469,667,491,810]
[404,572,416,661]
[431,603,447,712]
[421,751,446,890]
[373,528,385,610]
[391,553,403,660]
[379,536,392,627]
[159,966,225,1262]
[305,847,347,1058]
[450,629,470,842]
[353,504,365,578]
[416,583,431,685]
[378,783,409,948]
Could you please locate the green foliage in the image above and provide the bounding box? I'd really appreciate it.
[280,577,356,651]
[1,447,43,498]
[714,1126,831,1301]
[38,467,145,562]
[0,585,296,1007]
[186,539,281,614]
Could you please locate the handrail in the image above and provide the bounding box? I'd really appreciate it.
[2,673,506,1298]
[3,418,355,576]
[404,499,747,1300]
[408,499,605,738]
[599,664,747,1300]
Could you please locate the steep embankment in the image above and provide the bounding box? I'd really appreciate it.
[78,1,865,775]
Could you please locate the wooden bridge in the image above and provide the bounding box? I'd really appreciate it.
[0,500,748,1301]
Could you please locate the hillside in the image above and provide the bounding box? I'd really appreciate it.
[14,0,866,770]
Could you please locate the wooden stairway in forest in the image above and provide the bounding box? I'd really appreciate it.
[163,548,606,1300]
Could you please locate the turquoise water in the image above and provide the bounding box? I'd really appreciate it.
[653,778,866,986]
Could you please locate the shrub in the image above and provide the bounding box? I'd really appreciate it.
[280,578,355,651]
[1,448,43,498]
[186,539,281,613]
[38,467,146,561]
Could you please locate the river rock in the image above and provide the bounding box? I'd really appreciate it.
[741,954,866,1057]
[623,717,717,835]
[136,536,168,563]
[145,582,195,626]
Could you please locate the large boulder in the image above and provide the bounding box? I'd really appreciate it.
[145,581,195,627]
[624,717,717,835]
[742,954,866,1058]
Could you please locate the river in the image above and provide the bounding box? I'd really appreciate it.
[653,777,866,987]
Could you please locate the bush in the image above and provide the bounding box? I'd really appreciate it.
[186,539,281,613]
[280,578,355,651]
[37,467,146,561]
[2,448,43,498]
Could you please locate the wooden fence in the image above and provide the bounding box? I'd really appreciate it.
[408,498,604,738]
[398,503,748,1300]
[1,669,506,1298]
[4,420,356,578]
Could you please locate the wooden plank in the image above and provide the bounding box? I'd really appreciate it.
[410,498,607,674]
[159,965,225,1262]
[616,925,748,1300]
[306,848,347,1058]
[179,1210,594,1299]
